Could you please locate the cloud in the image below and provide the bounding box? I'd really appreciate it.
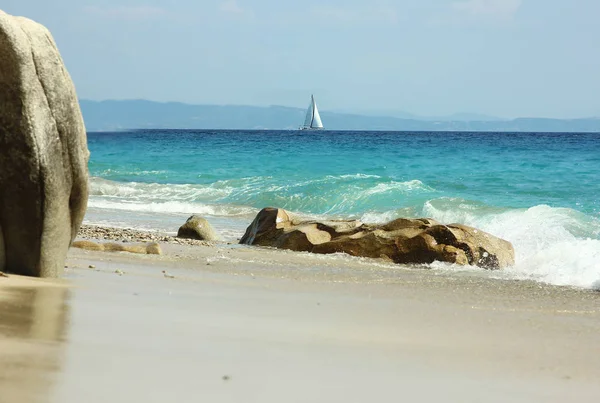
[452,0,523,19]
[84,5,167,21]
[219,0,255,19]
[220,0,244,15]
[310,5,399,24]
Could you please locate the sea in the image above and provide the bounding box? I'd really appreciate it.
[86,130,600,290]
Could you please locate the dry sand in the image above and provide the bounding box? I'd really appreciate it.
[1,228,600,403]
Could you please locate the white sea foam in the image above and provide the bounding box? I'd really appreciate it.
[358,180,434,197]
[90,176,434,217]
[98,169,169,176]
[88,199,257,217]
[336,173,382,180]
[269,173,381,191]
[90,177,233,200]
[423,199,600,289]
[360,207,419,224]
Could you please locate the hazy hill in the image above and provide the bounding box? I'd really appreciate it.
[80,100,600,132]
[330,109,506,122]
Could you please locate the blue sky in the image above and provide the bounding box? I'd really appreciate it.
[3,0,600,118]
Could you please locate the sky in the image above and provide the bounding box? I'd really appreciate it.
[3,0,600,119]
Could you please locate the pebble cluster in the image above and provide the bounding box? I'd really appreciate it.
[77,224,214,247]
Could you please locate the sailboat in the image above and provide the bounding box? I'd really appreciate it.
[300,95,324,130]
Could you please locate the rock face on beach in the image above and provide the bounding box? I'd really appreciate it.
[0,11,89,277]
[240,208,514,269]
[177,215,218,241]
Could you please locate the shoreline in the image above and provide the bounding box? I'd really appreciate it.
[70,224,600,311]
[76,223,598,293]
[77,223,220,246]
[2,224,599,402]
[68,230,600,299]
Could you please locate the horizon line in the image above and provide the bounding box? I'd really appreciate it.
[79,98,600,122]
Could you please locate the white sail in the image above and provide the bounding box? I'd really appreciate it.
[303,96,313,127]
[310,97,323,128]
[301,95,324,129]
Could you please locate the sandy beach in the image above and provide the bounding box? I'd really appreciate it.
[2,3,600,403]
[1,226,600,403]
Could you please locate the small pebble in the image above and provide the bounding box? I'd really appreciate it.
[89,264,96,269]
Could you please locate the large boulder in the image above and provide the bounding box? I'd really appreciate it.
[177,215,218,241]
[0,11,89,277]
[240,208,514,269]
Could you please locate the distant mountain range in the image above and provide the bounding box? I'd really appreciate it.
[329,109,507,122]
[80,99,600,132]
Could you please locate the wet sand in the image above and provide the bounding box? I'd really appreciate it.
[1,237,600,403]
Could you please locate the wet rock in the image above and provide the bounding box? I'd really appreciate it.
[239,208,291,245]
[0,10,89,277]
[71,240,162,255]
[392,223,514,269]
[177,215,218,241]
[240,208,514,269]
[145,242,162,255]
[72,240,103,251]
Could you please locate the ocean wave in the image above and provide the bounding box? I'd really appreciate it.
[90,177,234,200]
[88,177,600,289]
[88,199,257,217]
[97,169,169,176]
[421,199,600,289]
[89,175,435,215]
[359,207,420,223]
[501,238,600,289]
[358,180,434,196]
[422,199,599,239]
[336,173,382,180]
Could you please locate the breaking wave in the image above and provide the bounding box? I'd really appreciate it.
[88,177,600,289]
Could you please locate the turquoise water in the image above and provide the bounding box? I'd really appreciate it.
[87,130,600,288]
